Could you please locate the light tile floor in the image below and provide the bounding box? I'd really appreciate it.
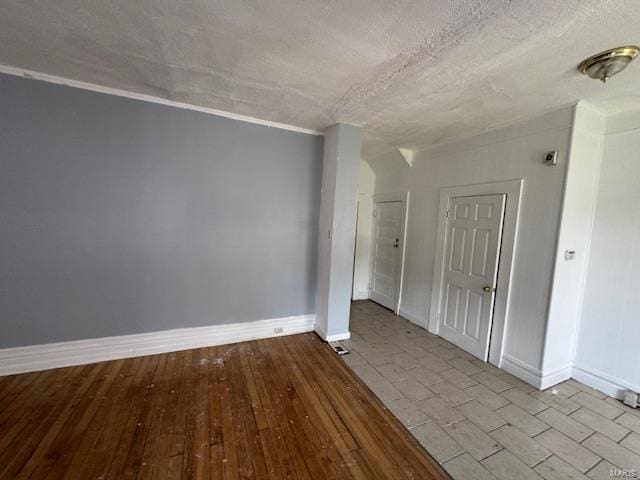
[340,301,640,480]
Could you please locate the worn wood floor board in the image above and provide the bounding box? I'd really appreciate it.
[26,359,126,479]
[295,336,434,478]
[81,355,148,480]
[0,363,101,479]
[66,355,143,480]
[0,333,449,479]
[276,340,364,477]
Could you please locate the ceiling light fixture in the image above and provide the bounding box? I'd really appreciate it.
[579,46,640,83]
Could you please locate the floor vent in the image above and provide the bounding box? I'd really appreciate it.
[329,342,349,355]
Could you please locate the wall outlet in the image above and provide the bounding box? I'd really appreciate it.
[273,327,284,334]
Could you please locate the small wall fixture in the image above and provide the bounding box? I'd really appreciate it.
[543,151,558,165]
[578,46,639,83]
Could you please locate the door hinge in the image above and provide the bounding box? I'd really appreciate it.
[373,209,378,218]
[445,210,451,218]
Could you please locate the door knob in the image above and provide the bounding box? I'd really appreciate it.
[482,286,492,292]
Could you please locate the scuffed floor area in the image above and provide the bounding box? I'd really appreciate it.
[0,330,448,479]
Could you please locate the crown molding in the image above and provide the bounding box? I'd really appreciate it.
[0,64,323,136]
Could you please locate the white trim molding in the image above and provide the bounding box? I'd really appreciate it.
[540,364,573,390]
[0,64,323,136]
[0,314,315,376]
[500,354,544,389]
[398,307,428,329]
[500,355,571,390]
[314,323,351,342]
[428,179,524,367]
[572,363,639,400]
[352,290,370,301]
[325,332,352,342]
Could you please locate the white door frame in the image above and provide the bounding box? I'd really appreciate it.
[428,180,523,366]
[369,192,409,314]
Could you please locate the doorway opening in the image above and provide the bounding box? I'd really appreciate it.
[368,192,409,314]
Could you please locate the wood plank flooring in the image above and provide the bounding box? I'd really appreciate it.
[0,333,449,479]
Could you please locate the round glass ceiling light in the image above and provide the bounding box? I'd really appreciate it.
[579,46,640,83]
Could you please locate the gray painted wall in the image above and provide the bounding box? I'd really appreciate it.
[0,73,323,348]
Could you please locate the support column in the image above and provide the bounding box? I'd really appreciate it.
[315,124,362,341]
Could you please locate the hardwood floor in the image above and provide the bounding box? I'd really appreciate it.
[0,333,449,479]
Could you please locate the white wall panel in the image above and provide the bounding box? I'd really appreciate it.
[370,107,574,372]
[575,114,640,394]
[541,103,605,380]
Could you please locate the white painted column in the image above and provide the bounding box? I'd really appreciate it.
[540,102,605,388]
[315,124,362,341]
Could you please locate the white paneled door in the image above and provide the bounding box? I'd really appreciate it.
[370,201,404,310]
[439,194,506,360]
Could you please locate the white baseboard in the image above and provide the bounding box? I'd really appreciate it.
[314,324,350,342]
[325,332,351,342]
[0,314,315,376]
[572,363,639,400]
[499,355,637,396]
[500,355,572,390]
[352,290,369,301]
[500,354,544,389]
[540,364,573,390]
[398,308,428,329]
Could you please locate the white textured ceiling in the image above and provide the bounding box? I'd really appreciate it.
[1,0,640,158]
